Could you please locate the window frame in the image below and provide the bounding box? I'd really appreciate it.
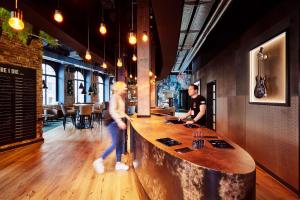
[74,71,85,103]
[42,63,57,105]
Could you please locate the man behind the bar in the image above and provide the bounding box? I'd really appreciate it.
[179,84,207,126]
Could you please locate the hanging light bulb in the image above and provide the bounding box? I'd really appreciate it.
[85,18,92,61]
[129,74,133,79]
[128,31,137,45]
[9,0,25,31]
[132,53,137,62]
[85,50,92,60]
[128,0,136,45]
[149,71,153,77]
[155,75,157,79]
[54,9,63,23]
[142,31,149,42]
[117,58,123,67]
[134,77,137,81]
[99,22,107,35]
[101,37,107,69]
[101,61,107,69]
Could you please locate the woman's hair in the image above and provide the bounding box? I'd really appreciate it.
[112,81,127,93]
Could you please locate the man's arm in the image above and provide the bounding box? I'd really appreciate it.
[193,104,206,122]
[179,109,192,120]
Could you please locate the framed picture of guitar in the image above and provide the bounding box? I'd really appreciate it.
[249,31,288,106]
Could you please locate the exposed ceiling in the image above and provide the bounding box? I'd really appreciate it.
[0,0,183,80]
[171,0,236,73]
[172,0,215,72]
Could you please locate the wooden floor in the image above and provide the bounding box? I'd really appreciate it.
[0,122,298,200]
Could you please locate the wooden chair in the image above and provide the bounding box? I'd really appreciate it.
[92,103,104,125]
[60,103,76,130]
[79,105,93,129]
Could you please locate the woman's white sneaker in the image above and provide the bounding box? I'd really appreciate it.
[115,162,129,171]
[93,158,104,174]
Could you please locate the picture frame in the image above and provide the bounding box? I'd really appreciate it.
[249,31,288,106]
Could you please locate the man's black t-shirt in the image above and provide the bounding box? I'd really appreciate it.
[190,95,206,126]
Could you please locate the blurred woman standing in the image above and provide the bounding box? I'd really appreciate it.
[93,81,131,174]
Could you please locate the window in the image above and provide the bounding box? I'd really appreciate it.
[109,78,114,98]
[42,64,56,105]
[206,81,216,130]
[98,76,104,104]
[74,71,85,103]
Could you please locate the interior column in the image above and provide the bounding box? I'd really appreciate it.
[137,0,150,117]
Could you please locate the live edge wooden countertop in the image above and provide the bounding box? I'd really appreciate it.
[130,115,256,175]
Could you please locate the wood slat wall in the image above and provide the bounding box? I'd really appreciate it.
[0,64,36,146]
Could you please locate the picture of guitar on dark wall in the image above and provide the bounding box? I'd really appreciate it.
[249,32,287,105]
[254,47,268,99]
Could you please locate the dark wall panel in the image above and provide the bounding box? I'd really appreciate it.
[192,0,299,192]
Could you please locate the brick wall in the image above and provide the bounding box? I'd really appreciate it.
[0,32,43,148]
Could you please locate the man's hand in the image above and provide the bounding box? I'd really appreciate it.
[117,121,127,130]
[186,120,194,124]
[178,116,186,121]
[127,117,133,122]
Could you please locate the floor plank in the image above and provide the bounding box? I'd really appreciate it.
[0,123,298,200]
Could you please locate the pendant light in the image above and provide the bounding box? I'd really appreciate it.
[54,0,63,23]
[81,87,87,95]
[132,46,137,61]
[79,82,84,89]
[101,38,107,69]
[85,19,92,61]
[142,8,148,42]
[117,5,123,67]
[132,53,137,62]
[99,7,107,35]
[8,0,25,31]
[42,80,48,89]
[134,76,137,81]
[149,71,153,77]
[88,66,94,95]
[128,0,137,45]
[79,68,84,89]
[142,31,148,42]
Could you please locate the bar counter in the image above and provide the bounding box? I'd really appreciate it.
[130,115,256,200]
